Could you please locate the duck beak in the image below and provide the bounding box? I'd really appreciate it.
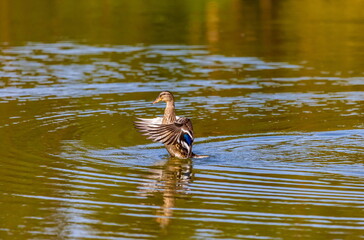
[153,97,161,104]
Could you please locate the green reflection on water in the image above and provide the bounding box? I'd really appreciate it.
[1,0,364,71]
[1,0,364,240]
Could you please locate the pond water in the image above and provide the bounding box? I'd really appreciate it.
[1,0,364,239]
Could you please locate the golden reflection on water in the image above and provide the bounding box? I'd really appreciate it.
[206,0,220,46]
[1,0,364,239]
[0,0,363,65]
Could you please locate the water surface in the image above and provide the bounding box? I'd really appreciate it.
[1,0,364,239]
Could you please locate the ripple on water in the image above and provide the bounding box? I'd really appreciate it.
[1,42,364,239]
[33,129,363,239]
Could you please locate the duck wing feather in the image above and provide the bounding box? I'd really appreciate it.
[134,117,194,146]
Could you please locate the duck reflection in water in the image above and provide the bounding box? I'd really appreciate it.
[138,157,193,228]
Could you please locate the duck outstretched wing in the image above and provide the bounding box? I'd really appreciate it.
[134,117,194,146]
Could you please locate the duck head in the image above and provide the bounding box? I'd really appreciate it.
[153,91,174,104]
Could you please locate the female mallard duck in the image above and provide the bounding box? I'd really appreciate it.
[134,91,200,159]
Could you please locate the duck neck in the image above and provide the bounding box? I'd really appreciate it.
[163,101,176,124]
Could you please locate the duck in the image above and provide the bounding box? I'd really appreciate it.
[134,91,204,159]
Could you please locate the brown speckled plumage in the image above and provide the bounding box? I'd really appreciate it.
[134,91,195,159]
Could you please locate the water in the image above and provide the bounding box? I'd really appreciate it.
[1,0,364,239]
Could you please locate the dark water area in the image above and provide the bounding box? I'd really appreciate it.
[1,0,364,239]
